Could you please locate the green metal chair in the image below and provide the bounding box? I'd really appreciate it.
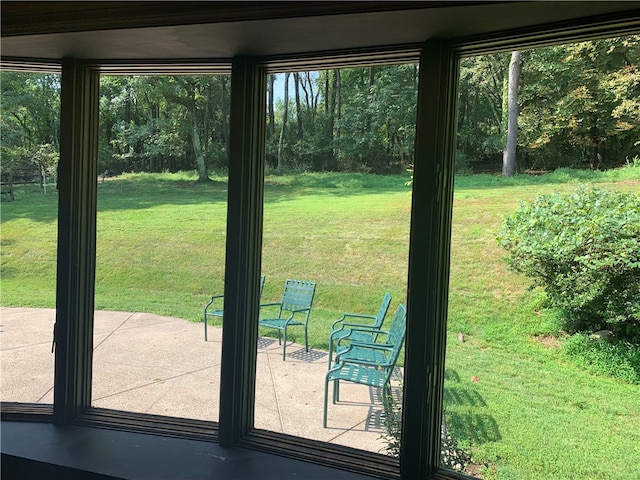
[203,275,265,341]
[328,292,392,365]
[259,279,316,360]
[323,303,406,428]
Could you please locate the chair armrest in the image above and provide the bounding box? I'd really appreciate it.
[260,302,282,308]
[280,308,311,324]
[204,294,224,312]
[349,326,389,335]
[289,307,311,314]
[334,327,389,346]
[330,323,380,342]
[348,341,394,351]
[330,313,376,330]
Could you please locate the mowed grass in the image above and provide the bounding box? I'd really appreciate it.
[2,167,639,479]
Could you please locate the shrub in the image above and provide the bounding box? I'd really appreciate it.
[497,185,640,343]
[564,334,640,384]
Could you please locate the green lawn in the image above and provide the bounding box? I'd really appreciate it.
[2,167,639,479]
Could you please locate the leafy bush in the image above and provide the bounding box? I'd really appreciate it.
[497,185,640,342]
[381,385,471,473]
[564,334,640,384]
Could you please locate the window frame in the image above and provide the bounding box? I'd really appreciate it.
[2,11,639,480]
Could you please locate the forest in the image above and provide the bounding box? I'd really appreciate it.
[1,35,639,180]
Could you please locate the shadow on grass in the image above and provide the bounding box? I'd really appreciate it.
[5,169,637,223]
[443,368,501,446]
[2,173,412,223]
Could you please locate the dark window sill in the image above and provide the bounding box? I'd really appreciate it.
[1,420,384,480]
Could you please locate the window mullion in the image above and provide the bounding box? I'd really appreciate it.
[219,55,266,447]
[54,58,99,424]
[401,40,459,479]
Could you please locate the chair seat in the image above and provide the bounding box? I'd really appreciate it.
[327,363,388,389]
[335,344,389,364]
[205,308,224,317]
[259,318,304,329]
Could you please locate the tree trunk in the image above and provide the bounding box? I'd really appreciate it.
[324,71,330,115]
[294,72,303,141]
[192,121,209,181]
[277,72,290,169]
[335,69,342,157]
[220,77,230,160]
[502,51,521,177]
[267,74,275,138]
[364,66,375,133]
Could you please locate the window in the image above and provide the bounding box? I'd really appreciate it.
[91,73,231,422]
[2,11,637,480]
[254,64,416,455]
[441,38,640,478]
[0,69,60,408]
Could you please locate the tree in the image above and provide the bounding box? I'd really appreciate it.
[456,53,509,172]
[1,71,60,175]
[457,36,640,173]
[99,75,230,177]
[519,36,640,170]
[502,51,521,177]
[277,72,290,169]
[294,72,303,141]
[267,74,276,138]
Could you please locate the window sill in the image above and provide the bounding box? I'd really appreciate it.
[1,420,383,480]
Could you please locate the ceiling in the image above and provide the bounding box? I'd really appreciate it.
[2,2,640,60]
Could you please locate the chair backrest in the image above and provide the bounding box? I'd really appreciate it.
[386,304,407,357]
[280,279,316,311]
[373,292,392,329]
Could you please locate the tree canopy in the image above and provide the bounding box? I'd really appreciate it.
[2,35,638,178]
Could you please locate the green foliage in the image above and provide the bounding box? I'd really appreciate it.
[5,36,639,179]
[380,387,402,458]
[457,35,640,172]
[519,36,640,170]
[267,64,418,174]
[564,334,640,384]
[380,384,472,474]
[498,185,640,342]
[457,53,509,167]
[1,71,60,171]
[99,75,230,177]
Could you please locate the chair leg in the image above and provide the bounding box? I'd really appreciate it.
[382,383,392,423]
[203,314,208,341]
[323,373,331,428]
[304,324,309,352]
[333,379,340,404]
[282,327,287,360]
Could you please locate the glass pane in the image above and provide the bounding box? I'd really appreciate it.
[92,74,230,421]
[1,71,60,404]
[443,36,640,478]
[255,66,417,456]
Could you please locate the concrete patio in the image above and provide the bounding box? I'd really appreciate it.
[1,307,401,454]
